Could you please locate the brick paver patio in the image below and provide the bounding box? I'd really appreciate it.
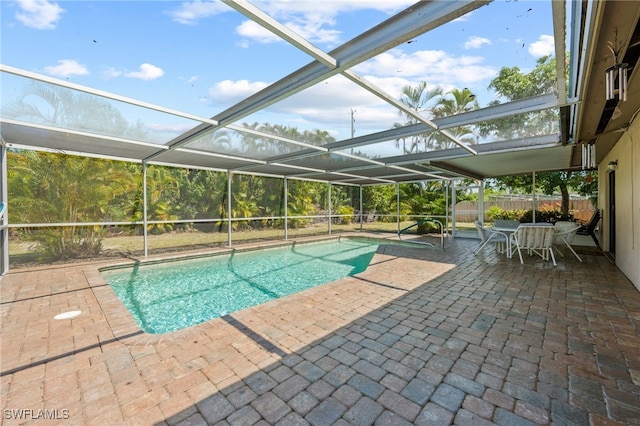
[1,235,639,425]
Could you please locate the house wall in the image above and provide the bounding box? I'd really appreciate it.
[599,114,640,290]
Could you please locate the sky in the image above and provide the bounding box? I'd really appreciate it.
[1,0,557,144]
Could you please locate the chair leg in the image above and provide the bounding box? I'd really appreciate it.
[563,239,582,262]
[515,244,523,264]
[474,238,492,255]
[549,247,556,266]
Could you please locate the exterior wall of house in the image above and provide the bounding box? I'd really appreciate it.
[599,114,640,290]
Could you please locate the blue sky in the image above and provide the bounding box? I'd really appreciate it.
[1,0,556,142]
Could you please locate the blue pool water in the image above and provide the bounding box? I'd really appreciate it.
[101,238,381,334]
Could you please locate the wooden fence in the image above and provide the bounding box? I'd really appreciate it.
[455,199,595,223]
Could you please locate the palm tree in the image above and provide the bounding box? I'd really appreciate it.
[130,166,180,234]
[430,88,480,150]
[5,81,147,140]
[8,151,134,259]
[393,82,443,154]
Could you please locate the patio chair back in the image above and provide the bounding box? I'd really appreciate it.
[553,221,583,262]
[494,219,520,229]
[554,221,579,245]
[577,209,600,234]
[576,209,601,246]
[474,220,487,241]
[473,220,509,256]
[515,225,555,249]
[512,225,557,266]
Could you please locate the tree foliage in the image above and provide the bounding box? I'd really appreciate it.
[481,55,597,213]
[489,170,598,215]
[394,82,480,153]
[8,151,135,259]
[478,55,559,140]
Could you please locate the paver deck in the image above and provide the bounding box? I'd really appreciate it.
[1,234,639,425]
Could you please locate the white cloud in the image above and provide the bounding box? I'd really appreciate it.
[208,79,270,104]
[528,34,554,58]
[102,67,123,79]
[124,64,165,81]
[258,1,414,16]
[145,122,194,133]
[262,76,404,134]
[235,15,341,45]
[15,0,64,29]
[205,75,394,134]
[236,20,282,44]
[204,43,499,135]
[170,1,413,46]
[44,59,88,77]
[355,49,496,87]
[167,1,229,25]
[464,36,491,50]
[278,76,382,110]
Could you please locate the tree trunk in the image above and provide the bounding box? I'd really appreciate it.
[560,184,570,216]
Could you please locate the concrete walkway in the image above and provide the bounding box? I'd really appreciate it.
[1,235,638,425]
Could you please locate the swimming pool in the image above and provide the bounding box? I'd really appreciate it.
[101,237,382,334]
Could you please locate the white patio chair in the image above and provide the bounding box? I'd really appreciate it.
[473,221,511,257]
[511,225,557,266]
[553,221,582,262]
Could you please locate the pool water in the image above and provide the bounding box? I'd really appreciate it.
[101,238,380,334]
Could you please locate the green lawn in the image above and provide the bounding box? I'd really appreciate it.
[8,220,474,267]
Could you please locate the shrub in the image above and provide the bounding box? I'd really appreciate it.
[519,209,574,223]
[335,205,355,224]
[417,219,441,234]
[486,207,521,221]
[485,206,504,221]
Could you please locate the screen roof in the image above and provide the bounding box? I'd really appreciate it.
[1,0,586,185]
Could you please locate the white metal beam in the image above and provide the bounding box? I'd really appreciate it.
[159,1,491,156]
[570,0,606,140]
[0,65,219,127]
[552,0,567,105]
[221,0,337,69]
[341,70,477,155]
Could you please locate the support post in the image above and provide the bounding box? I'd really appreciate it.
[359,185,363,232]
[328,182,332,235]
[532,171,537,223]
[227,171,232,246]
[0,144,8,275]
[445,180,449,237]
[478,180,484,224]
[397,183,400,233]
[451,183,457,238]
[284,177,288,240]
[142,162,148,257]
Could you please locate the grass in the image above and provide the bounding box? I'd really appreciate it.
[8,220,474,268]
